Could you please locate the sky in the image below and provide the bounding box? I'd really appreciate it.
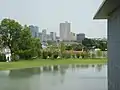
[0,0,107,38]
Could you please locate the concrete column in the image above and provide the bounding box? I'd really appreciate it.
[108,8,120,90]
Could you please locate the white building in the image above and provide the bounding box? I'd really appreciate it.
[60,21,71,41]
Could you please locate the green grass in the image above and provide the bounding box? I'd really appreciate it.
[0,58,107,70]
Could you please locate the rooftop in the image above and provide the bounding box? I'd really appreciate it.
[94,0,120,19]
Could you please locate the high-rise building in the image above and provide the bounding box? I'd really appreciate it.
[50,32,56,41]
[70,32,76,41]
[77,33,85,42]
[47,34,51,41]
[60,21,71,41]
[38,32,42,40]
[42,29,47,42]
[29,25,39,38]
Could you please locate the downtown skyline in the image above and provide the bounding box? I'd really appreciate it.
[0,0,107,38]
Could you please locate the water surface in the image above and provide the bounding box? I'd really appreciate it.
[0,64,107,90]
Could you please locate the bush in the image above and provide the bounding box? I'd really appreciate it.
[52,51,59,59]
[41,50,48,59]
[91,53,96,59]
[76,53,81,58]
[18,50,33,60]
[81,52,90,59]
[62,52,71,59]
[11,54,19,61]
[47,51,53,58]
[81,52,85,59]
[72,53,76,58]
[0,54,6,62]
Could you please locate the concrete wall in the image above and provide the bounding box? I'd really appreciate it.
[108,7,120,90]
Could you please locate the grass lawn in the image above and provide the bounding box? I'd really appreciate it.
[0,58,107,70]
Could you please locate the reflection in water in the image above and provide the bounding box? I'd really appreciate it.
[96,64,103,72]
[0,64,107,90]
[9,68,41,78]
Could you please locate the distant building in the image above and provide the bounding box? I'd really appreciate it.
[60,21,71,41]
[29,25,39,38]
[38,32,42,41]
[47,34,52,41]
[77,33,85,42]
[70,32,76,41]
[50,32,56,41]
[42,29,47,42]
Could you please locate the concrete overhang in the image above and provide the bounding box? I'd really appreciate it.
[94,0,120,19]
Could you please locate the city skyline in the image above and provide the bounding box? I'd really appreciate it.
[0,0,107,38]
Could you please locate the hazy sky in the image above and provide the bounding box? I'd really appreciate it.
[0,0,107,38]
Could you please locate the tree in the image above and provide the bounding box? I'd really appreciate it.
[96,50,102,58]
[18,25,41,59]
[0,37,3,51]
[31,38,41,57]
[0,18,22,55]
[72,44,83,51]
[59,42,65,57]
[65,45,72,50]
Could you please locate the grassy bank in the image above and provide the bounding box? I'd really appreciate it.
[0,58,107,70]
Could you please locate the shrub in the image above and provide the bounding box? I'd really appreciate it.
[41,50,48,59]
[91,53,96,59]
[62,52,71,59]
[71,53,76,58]
[18,50,32,60]
[11,54,19,61]
[76,53,81,58]
[81,52,90,59]
[52,51,59,59]
[0,54,6,62]
[81,52,85,59]
[47,51,53,58]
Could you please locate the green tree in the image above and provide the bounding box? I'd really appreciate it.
[72,44,83,51]
[96,50,102,58]
[59,42,65,57]
[18,25,41,59]
[65,45,72,50]
[0,18,22,55]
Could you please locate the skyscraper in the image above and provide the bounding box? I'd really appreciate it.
[42,29,47,42]
[60,21,71,41]
[50,32,56,41]
[38,32,42,41]
[29,25,39,38]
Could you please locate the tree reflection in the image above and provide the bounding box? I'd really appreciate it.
[9,67,41,78]
[95,64,103,72]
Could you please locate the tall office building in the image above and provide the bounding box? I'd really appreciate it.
[29,25,39,38]
[50,32,56,41]
[60,21,71,41]
[38,32,42,40]
[47,34,52,41]
[77,33,85,42]
[42,29,47,42]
